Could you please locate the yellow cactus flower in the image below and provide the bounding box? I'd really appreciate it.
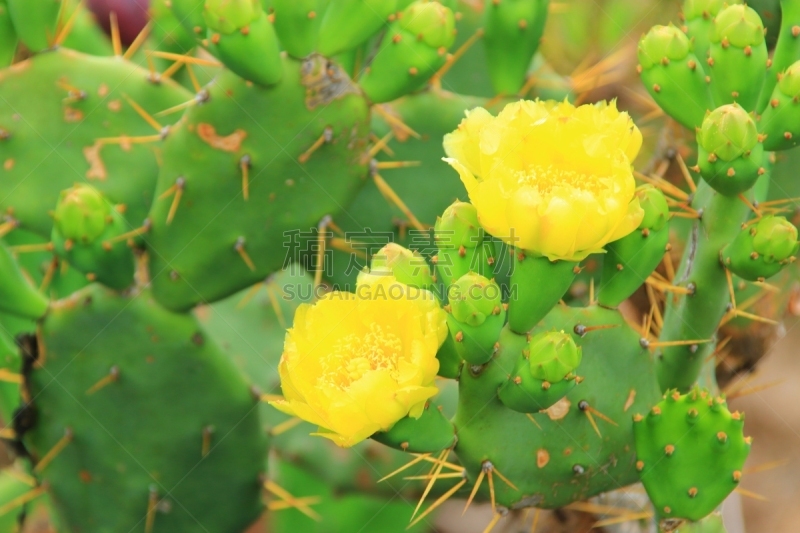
[443,100,644,261]
[270,275,447,447]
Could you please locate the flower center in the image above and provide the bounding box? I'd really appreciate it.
[517,165,608,195]
[322,323,402,388]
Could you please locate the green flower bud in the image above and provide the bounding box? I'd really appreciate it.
[400,1,456,49]
[53,184,111,244]
[435,201,484,249]
[636,185,669,231]
[752,216,800,262]
[448,273,502,327]
[711,5,764,49]
[638,24,691,70]
[204,0,261,34]
[528,330,582,383]
[370,243,436,291]
[721,216,799,280]
[777,61,800,98]
[683,0,728,21]
[698,104,758,161]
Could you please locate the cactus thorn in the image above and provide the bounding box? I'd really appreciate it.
[264,480,322,521]
[234,237,256,272]
[34,427,74,474]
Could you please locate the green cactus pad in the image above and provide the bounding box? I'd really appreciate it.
[721,215,799,280]
[633,387,750,522]
[0,48,191,237]
[507,253,576,334]
[316,0,397,57]
[6,0,61,52]
[170,0,207,38]
[453,305,661,509]
[371,396,456,453]
[598,186,670,307]
[0,241,49,320]
[638,24,714,129]
[359,1,456,104]
[24,284,267,533]
[206,10,283,87]
[272,0,327,58]
[0,0,17,67]
[483,0,550,94]
[759,60,800,151]
[707,4,768,110]
[147,54,370,311]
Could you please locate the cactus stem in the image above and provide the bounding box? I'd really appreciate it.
[413,448,450,519]
[264,480,322,521]
[85,366,120,395]
[234,237,256,272]
[0,368,23,384]
[33,427,74,474]
[432,28,485,86]
[54,2,83,47]
[0,485,49,517]
[407,476,467,529]
[592,511,654,529]
[123,22,152,61]
[298,127,334,164]
[122,94,163,132]
[268,416,302,436]
[109,12,122,57]
[373,174,427,231]
[373,105,421,140]
[145,485,159,533]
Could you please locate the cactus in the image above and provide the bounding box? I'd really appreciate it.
[0,1,798,532]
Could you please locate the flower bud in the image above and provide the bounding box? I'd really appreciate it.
[400,1,456,49]
[370,243,436,292]
[638,24,692,69]
[435,201,483,249]
[527,330,582,383]
[760,61,800,151]
[53,184,111,244]
[448,272,502,327]
[711,5,765,49]
[721,216,799,281]
[683,0,728,21]
[203,0,261,34]
[636,185,670,232]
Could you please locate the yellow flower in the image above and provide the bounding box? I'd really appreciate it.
[270,274,447,447]
[443,99,644,261]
